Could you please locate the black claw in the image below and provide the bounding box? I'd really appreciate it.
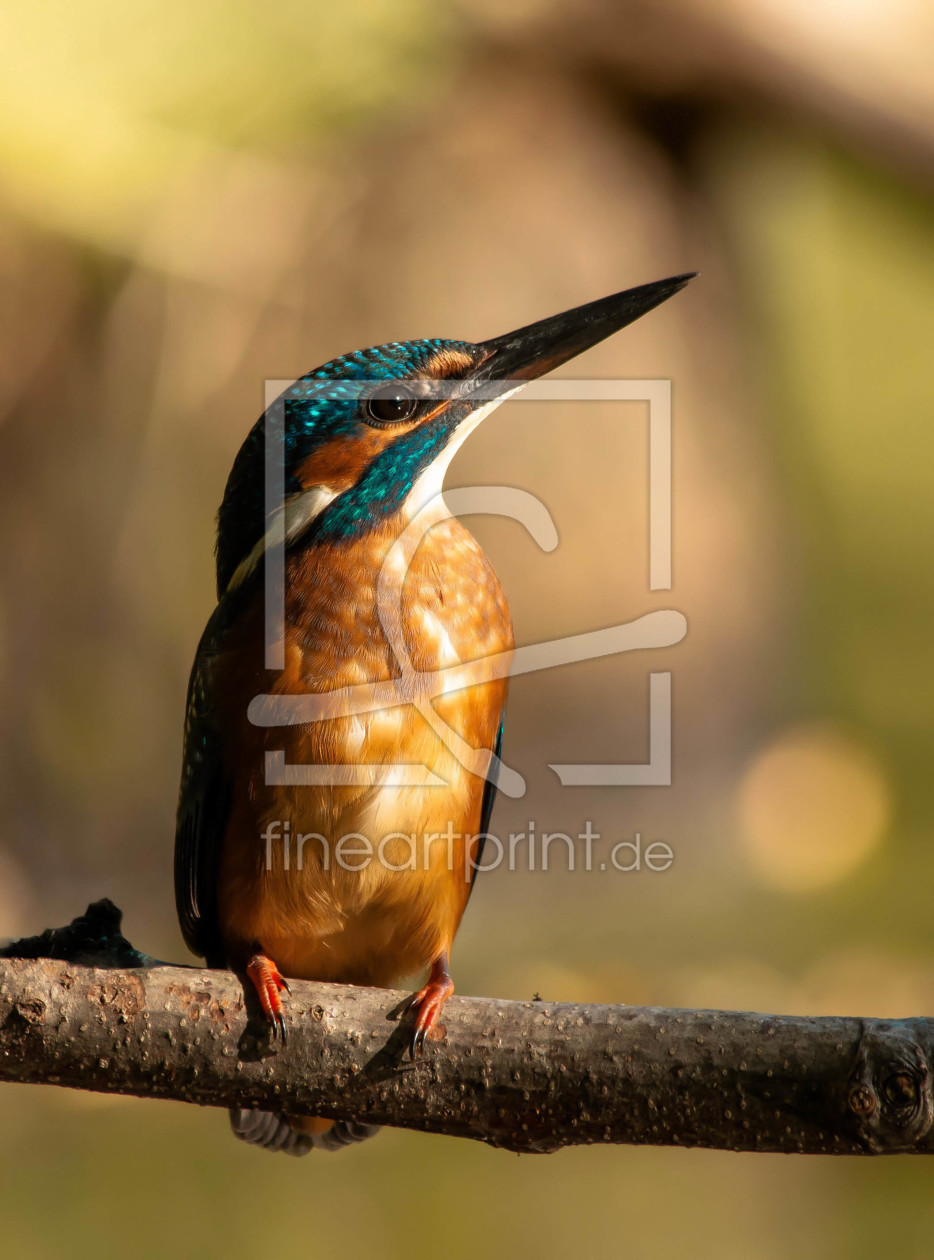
[281,978,292,995]
[276,1013,288,1044]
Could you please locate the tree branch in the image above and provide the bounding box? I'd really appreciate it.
[2,902,933,1155]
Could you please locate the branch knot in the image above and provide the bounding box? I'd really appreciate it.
[847,1024,933,1151]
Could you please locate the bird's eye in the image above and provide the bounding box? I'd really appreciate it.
[364,383,419,427]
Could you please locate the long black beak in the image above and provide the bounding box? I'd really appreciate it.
[474,273,696,382]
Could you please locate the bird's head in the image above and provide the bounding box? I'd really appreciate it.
[217,273,695,598]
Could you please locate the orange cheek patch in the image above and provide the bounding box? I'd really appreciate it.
[423,347,476,377]
[296,431,391,490]
[295,347,478,493]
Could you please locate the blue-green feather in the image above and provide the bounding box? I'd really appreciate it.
[215,339,472,595]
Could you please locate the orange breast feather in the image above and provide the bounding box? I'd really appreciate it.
[215,510,513,986]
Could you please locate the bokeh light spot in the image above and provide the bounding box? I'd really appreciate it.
[737,722,891,891]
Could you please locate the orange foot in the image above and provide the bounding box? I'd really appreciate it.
[404,956,454,1058]
[246,952,291,1042]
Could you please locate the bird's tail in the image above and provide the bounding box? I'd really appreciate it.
[230,1109,380,1155]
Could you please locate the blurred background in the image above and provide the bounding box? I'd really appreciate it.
[1,0,933,1254]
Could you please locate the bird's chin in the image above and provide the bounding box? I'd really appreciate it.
[400,386,525,523]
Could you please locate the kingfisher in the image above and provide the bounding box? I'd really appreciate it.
[174,274,694,1154]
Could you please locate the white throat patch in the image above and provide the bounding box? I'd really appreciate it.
[402,385,524,521]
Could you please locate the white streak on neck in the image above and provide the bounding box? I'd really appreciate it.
[225,484,338,594]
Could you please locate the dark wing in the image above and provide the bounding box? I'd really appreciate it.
[468,709,505,900]
[174,604,232,967]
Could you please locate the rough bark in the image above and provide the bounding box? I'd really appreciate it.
[2,902,933,1155]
